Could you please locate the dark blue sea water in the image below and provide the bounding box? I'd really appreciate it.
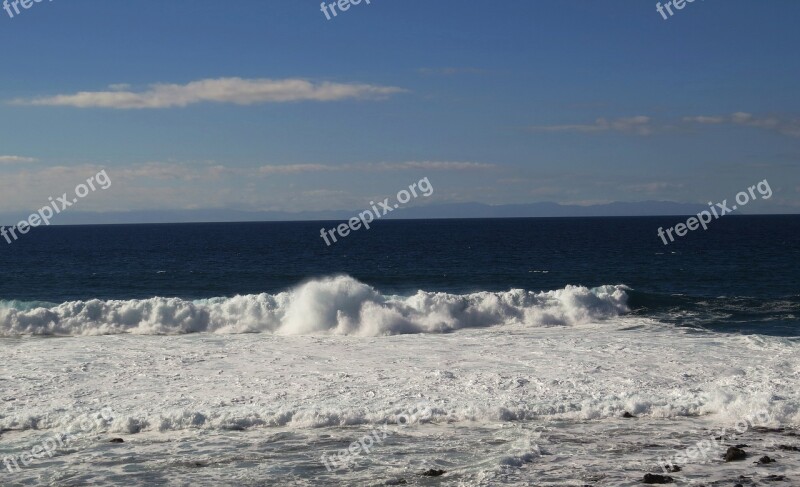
[1,216,798,336]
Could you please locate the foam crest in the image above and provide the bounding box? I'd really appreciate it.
[0,276,629,336]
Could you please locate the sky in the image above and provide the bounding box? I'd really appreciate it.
[1,0,799,220]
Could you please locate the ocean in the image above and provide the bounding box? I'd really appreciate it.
[1,216,798,486]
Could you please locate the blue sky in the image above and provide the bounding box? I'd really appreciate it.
[1,0,799,217]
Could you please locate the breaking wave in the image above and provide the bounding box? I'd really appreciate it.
[0,276,629,336]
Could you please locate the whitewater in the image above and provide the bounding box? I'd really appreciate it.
[1,277,798,486]
[0,276,629,336]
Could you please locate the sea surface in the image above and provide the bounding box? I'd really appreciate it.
[0,216,798,486]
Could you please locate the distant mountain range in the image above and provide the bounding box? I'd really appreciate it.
[2,200,795,226]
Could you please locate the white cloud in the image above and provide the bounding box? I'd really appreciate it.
[528,116,653,135]
[0,155,37,164]
[258,161,494,174]
[0,159,496,214]
[682,115,726,124]
[115,162,236,181]
[0,164,110,211]
[259,164,336,175]
[530,112,800,138]
[684,112,800,137]
[367,161,495,171]
[625,181,685,193]
[12,77,407,109]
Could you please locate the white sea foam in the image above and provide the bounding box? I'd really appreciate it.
[1,318,797,486]
[0,276,629,336]
[3,280,797,486]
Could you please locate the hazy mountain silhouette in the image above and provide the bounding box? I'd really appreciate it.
[3,200,785,226]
